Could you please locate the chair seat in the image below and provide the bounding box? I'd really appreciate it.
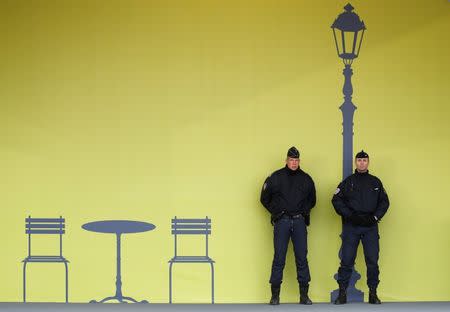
[169,256,214,263]
[23,256,69,263]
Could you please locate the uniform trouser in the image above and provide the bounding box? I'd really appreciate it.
[337,222,380,289]
[269,215,310,287]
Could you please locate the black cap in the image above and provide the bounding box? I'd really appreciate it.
[355,150,369,159]
[287,146,300,158]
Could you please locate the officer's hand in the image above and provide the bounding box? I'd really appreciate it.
[348,214,365,226]
[302,213,310,226]
[362,215,377,226]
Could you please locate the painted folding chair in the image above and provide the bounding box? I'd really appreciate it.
[22,216,69,302]
[168,216,214,303]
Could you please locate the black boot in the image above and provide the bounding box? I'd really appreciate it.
[369,287,381,304]
[334,284,347,305]
[269,285,280,305]
[299,285,312,305]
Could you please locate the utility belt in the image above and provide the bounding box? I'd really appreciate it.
[283,213,303,219]
[271,211,309,225]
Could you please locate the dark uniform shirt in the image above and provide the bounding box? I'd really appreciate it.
[332,170,390,221]
[260,166,316,217]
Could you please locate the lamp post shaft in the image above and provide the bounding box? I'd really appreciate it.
[331,63,364,303]
[340,64,357,179]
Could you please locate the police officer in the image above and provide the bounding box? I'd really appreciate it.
[260,146,316,305]
[332,150,390,304]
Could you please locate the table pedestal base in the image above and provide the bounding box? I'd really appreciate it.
[90,296,148,303]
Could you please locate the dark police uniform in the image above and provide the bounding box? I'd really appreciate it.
[260,149,316,299]
[332,166,389,293]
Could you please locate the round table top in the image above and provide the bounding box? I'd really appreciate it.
[82,220,156,234]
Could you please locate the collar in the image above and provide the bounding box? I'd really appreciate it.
[354,169,369,175]
[284,165,299,175]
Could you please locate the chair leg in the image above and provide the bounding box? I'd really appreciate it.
[64,262,69,303]
[210,262,214,304]
[23,262,27,303]
[169,262,173,304]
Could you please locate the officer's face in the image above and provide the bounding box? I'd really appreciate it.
[286,157,300,171]
[355,157,369,172]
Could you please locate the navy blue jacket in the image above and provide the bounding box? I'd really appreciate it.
[260,166,316,217]
[332,170,390,221]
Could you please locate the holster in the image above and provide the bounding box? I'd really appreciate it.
[271,211,285,225]
[302,213,311,226]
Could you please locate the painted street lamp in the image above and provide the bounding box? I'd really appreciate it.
[330,3,366,303]
[332,2,366,179]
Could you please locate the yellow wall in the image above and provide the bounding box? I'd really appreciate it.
[0,0,449,303]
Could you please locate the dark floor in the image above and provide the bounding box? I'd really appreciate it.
[0,303,449,312]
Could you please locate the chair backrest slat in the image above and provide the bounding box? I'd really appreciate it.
[172,218,210,224]
[171,229,211,235]
[171,224,211,230]
[26,224,65,229]
[26,218,65,223]
[26,229,65,234]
